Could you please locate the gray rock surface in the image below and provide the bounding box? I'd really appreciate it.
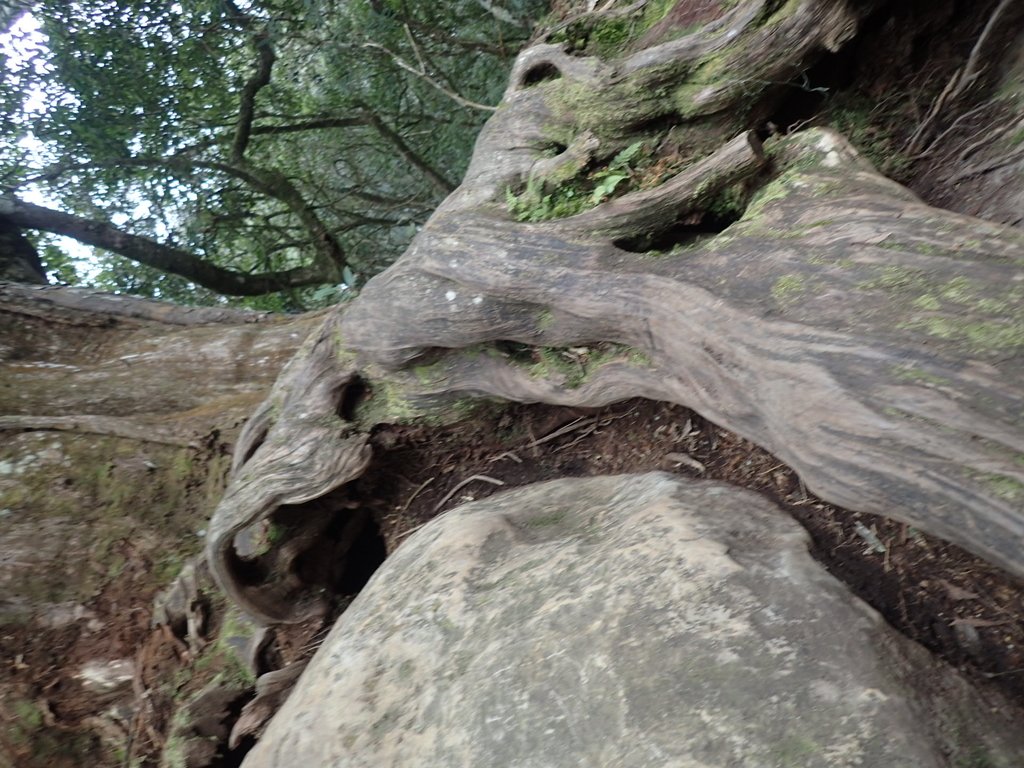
[244,473,1024,767]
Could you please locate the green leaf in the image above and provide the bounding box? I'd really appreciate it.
[591,172,629,203]
[610,141,644,169]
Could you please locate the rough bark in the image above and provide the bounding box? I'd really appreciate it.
[0,283,332,764]
[204,0,1024,623]
[0,282,322,435]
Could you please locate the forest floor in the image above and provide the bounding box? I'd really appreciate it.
[7,399,1024,768]
[5,1,1023,765]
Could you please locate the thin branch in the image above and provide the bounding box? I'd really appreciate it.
[362,41,498,112]
[947,146,1024,184]
[910,102,992,161]
[905,0,1016,156]
[17,117,370,188]
[957,116,1023,163]
[248,117,368,139]
[22,151,351,278]
[958,0,1014,97]
[475,0,530,28]
[232,32,277,163]
[361,109,455,194]
[535,0,646,43]
[76,154,349,275]
[433,474,505,512]
[398,17,512,56]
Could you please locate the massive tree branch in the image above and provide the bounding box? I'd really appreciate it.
[19,118,368,187]
[0,280,273,326]
[10,150,351,281]
[206,0,1024,626]
[0,414,200,447]
[362,40,499,112]
[0,197,331,295]
[0,216,45,284]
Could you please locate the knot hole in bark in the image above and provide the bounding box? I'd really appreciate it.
[519,61,562,88]
[335,374,367,422]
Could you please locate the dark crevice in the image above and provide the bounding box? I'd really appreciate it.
[761,45,858,134]
[262,497,388,603]
[239,424,268,466]
[614,209,742,253]
[225,547,272,588]
[521,61,561,86]
[493,339,536,364]
[337,375,367,421]
[217,695,258,768]
[336,514,387,594]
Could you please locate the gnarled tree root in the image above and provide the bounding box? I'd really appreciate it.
[206,0,1024,623]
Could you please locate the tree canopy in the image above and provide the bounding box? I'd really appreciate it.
[0,0,544,308]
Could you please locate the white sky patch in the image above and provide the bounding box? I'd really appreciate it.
[2,13,106,281]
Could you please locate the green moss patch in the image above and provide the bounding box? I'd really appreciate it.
[518,342,652,388]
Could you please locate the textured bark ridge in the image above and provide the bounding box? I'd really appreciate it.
[0,281,318,438]
[206,0,1024,622]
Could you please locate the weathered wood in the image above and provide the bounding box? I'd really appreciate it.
[339,127,1024,580]
[0,280,324,474]
[0,281,275,326]
[559,131,766,240]
[205,0,1024,622]
[206,313,372,622]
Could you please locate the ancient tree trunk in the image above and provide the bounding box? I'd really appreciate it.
[1,282,323,440]
[206,0,1024,623]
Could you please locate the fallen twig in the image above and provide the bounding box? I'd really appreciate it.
[433,474,506,512]
[854,522,887,555]
[400,477,435,514]
[518,416,597,452]
[489,450,523,464]
[664,452,706,473]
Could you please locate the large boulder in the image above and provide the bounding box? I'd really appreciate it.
[244,473,1023,767]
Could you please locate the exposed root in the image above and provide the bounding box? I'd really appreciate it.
[432,474,506,513]
[556,130,764,240]
[904,0,1019,156]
